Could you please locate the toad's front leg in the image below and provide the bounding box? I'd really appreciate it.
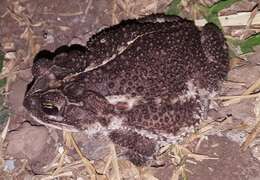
[109,130,157,165]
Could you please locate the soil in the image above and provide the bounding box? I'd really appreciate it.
[1,0,260,179]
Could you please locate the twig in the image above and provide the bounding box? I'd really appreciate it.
[222,77,260,106]
[240,5,258,40]
[241,98,260,151]
[214,92,260,100]
[109,143,121,180]
[195,11,260,27]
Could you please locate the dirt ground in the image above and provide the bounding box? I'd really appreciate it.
[1,0,260,179]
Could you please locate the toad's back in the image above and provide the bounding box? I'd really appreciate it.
[84,17,207,98]
[79,16,228,134]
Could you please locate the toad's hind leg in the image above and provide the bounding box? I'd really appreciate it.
[109,130,157,165]
[200,23,229,89]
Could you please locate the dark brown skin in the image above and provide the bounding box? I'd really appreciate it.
[24,14,229,165]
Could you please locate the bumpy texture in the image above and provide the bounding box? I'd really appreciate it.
[23,14,229,165]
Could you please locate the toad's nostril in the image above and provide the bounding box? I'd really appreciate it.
[23,96,37,110]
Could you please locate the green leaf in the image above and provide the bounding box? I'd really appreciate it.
[226,33,260,55]
[239,33,260,54]
[199,0,242,28]
[0,89,8,124]
[0,51,6,88]
[0,51,4,72]
[0,107,9,124]
[0,79,6,88]
[0,51,8,124]
[165,0,182,16]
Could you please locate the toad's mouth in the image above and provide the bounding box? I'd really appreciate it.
[29,114,80,132]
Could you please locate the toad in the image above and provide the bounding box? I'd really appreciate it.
[23,14,229,165]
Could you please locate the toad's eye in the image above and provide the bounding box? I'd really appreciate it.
[41,102,59,115]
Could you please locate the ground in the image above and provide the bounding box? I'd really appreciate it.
[0,0,260,179]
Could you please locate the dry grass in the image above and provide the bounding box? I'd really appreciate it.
[0,118,10,170]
